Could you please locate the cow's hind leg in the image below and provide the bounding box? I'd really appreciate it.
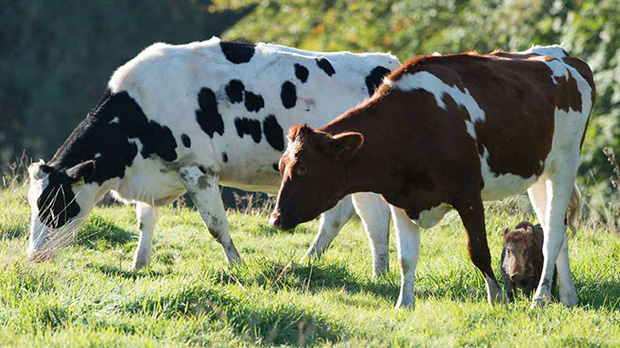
[391,206,420,309]
[179,166,241,264]
[353,192,391,277]
[131,202,159,270]
[456,196,502,304]
[533,169,578,308]
[303,195,354,262]
[528,177,548,226]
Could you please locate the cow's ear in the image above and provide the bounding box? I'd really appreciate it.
[28,160,49,180]
[503,228,510,239]
[66,160,96,184]
[324,132,364,162]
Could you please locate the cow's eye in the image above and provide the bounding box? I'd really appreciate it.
[296,164,308,176]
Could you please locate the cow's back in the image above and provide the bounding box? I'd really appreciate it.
[106,38,398,193]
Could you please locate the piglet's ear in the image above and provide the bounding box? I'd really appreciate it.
[66,160,96,184]
[322,132,364,162]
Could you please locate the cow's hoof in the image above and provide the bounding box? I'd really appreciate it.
[395,298,415,310]
[560,292,578,306]
[530,295,551,309]
[484,277,503,304]
[372,262,389,278]
[130,261,149,271]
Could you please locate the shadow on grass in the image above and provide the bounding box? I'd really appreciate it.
[76,216,135,249]
[121,284,345,346]
[87,263,172,280]
[575,278,620,312]
[208,259,493,305]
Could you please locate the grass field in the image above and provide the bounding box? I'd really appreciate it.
[0,186,619,347]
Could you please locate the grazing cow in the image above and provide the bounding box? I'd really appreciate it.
[26,37,400,274]
[271,45,595,309]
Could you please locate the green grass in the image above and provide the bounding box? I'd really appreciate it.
[0,187,619,347]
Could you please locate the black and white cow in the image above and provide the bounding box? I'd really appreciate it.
[26,37,400,272]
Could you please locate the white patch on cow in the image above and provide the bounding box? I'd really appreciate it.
[109,117,120,124]
[127,137,144,155]
[414,203,452,229]
[393,71,485,140]
[479,147,538,201]
[523,45,567,59]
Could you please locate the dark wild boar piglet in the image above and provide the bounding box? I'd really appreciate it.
[500,221,556,301]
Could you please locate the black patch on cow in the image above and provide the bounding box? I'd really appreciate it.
[244,91,264,113]
[222,152,228,163]
[225,79,245,103]
[181,134,191,148]
[39,89,181,226]
[315,57,335,76]
[49,90,177,185]
[365,66,391,96]
[272,163,279,171]
[262,115,284,151]
[196,87,224,137]
[220,41,255,64]
[36,172,80,229]
[294,63,309,83]
[281,81,297,109]
[234,117,262,143]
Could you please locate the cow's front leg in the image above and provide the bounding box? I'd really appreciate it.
[353,192,391,277]
[179,166,241,264]
[391,206,420,309]
[303,195,354,263]
[131,202,159,270]
[456,197,502,304]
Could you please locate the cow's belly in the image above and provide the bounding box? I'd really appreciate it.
[479,148,539,201]
[219,164,281,195]
[115,160,186,205]
[413,203,453,229]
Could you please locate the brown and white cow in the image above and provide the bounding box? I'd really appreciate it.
[270,45,595,309]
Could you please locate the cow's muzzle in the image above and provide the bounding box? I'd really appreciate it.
[270,210,298,231]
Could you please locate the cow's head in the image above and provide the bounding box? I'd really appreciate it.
[26,159,100,260]
[270,124,364,230]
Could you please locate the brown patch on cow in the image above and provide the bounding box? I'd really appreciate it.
[562,56,596,151]
[555,72,582,112]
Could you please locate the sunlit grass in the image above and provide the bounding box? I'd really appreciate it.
[0,188,618,347]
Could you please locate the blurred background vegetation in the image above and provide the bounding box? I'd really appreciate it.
[1,0,618,226]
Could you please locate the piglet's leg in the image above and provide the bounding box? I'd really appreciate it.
[456,196,502,304]
[391,206,420,309]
